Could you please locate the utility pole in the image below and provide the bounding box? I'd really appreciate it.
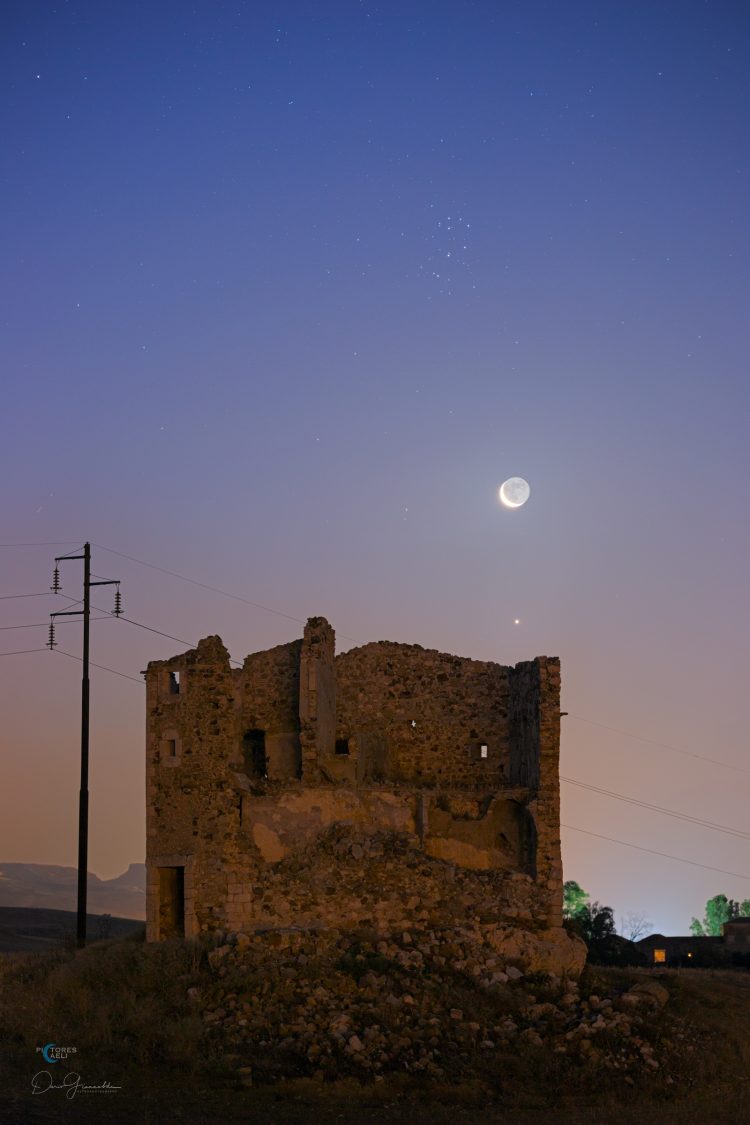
[49,543,121,948]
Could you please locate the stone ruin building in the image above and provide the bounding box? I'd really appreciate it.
[145,617,582,975]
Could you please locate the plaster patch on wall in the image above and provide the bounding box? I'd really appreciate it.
[252,822,287,863]
[245,788,415,850]
[360,792,414,832]
[424,837,497,870]
[277,790,359,817]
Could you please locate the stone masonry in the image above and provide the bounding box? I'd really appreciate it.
[145,618,576,974]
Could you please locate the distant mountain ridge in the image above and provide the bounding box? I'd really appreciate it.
[0,862,146,919]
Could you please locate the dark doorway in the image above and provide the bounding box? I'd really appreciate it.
[158,866,185,938]
[335,738,350,756]
[243,729,267,778]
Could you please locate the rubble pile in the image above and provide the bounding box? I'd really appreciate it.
[239,824,537,930]
[223,825,583,978]
[186,829,690,1088]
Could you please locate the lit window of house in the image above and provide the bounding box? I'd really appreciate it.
[480,744,489,759]
[653,949,666,964]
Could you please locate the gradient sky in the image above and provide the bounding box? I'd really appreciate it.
[1,1,748,935]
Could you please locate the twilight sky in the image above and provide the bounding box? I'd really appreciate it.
[1,1,748,935]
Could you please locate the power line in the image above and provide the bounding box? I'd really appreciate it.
[1,541,745,785]
[4,545,749,883]
[0,622,60,631]
[56,593,246,678]
[0,648,49,656]
[86,604,200,650]
[566,713,750,778]
[0,617,112,631]
[562,776,750,842]
[0,592,56,600]
[93,541,360,644]
[0,541,83,547]
[86,545,741,770]
[53,648,145,686]
[94,543,307,625]
[61,594,245,668]
[107,612,245,669]
[561,824,750,882]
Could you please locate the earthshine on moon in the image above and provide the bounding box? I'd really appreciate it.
[499,477,530,508]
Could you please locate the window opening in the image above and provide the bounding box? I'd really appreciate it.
[243,729,267,779]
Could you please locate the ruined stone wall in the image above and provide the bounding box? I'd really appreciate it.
[146,636,251,940]
[146,619,563,943]
[335,643,510,788]
[299,617,336,782]
[238,640,301,737]
[237,640,302,780]
[508,657,562,925]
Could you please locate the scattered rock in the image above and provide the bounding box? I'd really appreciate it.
[208,945,232,968]
[631,981,669,1007]
[185,828,678,1088]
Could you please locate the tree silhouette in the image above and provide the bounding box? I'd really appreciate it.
[690,895,750,936]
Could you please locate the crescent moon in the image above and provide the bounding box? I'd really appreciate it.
[499,477,530,509]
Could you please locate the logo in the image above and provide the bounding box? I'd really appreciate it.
[31,1072,122,1099]
[36,1043,77,1064]
[32,1041,121,1100]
